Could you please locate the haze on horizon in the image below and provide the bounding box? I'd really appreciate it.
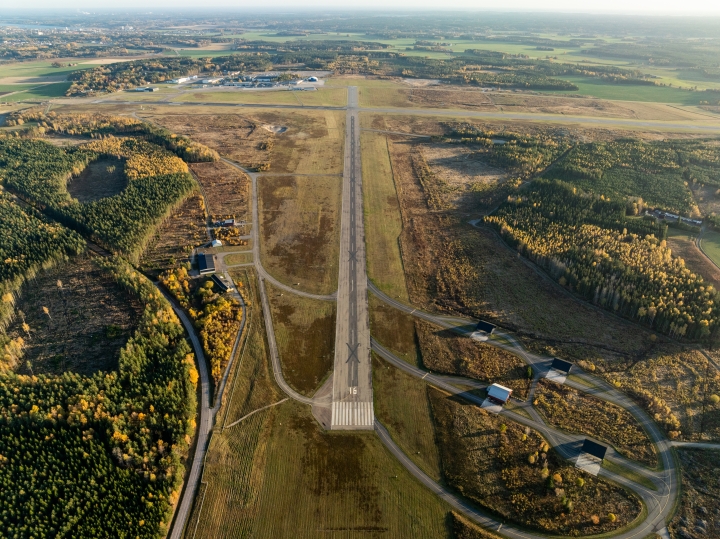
[5,0,720,16]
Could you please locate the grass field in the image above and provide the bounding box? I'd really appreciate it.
[428,387,642,535]
[368,293,420,363]
[699,229,720,269]
[534,379,657,467]
[172,87,347,107]
[259,175,342,295]
[548,77,708,105]
[0,59,92,80]
[361,132,409,301]
[1,82,71,102]
[5,254,142,376]
[372,353,443,481]
[223,252,253,266]
[266,282,336,396]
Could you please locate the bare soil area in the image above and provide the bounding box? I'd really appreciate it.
[6,254,142,376]
[68,156,127,203]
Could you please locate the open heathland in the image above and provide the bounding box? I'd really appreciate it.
[145,109,344,175]
[591,347,720,442]
[0,257,197,538]
[267,282,336,396]
[372,353,443,481]
[428,388,642,535]
[139,192,207,278]
[534,378,657,466]
[670,449,720,539]
[416,319,531,399]
[4,254,142,377]
[188,160,250,223]
[361,132,410,301]
[259,175,342,295]
[382,134,660,362]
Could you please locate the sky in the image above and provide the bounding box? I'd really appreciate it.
[5,0,720,15]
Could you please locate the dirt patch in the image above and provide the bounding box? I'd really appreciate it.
[429,387,642,535]
[262,124,287,134]
[534,378,657,466]
[259,175,341,295]
[68,156,127,203]
[421,143,507,188]
[5,254,142,376]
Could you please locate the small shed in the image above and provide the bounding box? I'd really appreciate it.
[551,358,573,375]
[475,321,496,334]
[581,439,607,461]
[487,383,513,405]
[211,274,233,293]
[198,254,216,275]
[211,239,223,248]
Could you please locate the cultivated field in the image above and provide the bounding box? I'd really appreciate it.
[372,353,443,481]
[139,191,207,278]
[429,387,642,535]
[534,378,657,466]
[361,132,409,301]
[259,175,342,295]
[5,254,142,376]
[267,282,336,396]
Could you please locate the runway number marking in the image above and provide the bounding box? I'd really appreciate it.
[349,387,358,395]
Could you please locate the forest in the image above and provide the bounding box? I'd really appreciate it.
[0,194,85,333]
[544,139,720,214]
[0,257,197,538]
[0,137,197,260]
[485,180,720,341]
[160,267,242,385]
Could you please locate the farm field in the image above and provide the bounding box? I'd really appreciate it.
[699,229,720,269]
[549,76,709,105]
[266,282,336,396]
[428,387,643,535]
[361,132,409,301]
[534,378,657,466]
[258,174,342,295]
[372,353,443,481]
[1,82,72,102]
[4,254,142,376]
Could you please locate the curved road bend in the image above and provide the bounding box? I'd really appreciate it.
[371,340,676,539]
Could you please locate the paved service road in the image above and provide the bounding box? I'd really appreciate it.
[330,87,374,429]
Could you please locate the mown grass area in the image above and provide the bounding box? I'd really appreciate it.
[416,319,531,399]
[173,89,303,105]
[601,460,657,492]
[428,387,643,535]
[0,60,92,79]
[547,76,708,105]
[224,252,253,266]
[449,511,503,539]
[534,379,657,467]
[295,88,347,107]
[368,292,420,364]
[700,229,720,269]
[372,353,443,481]
[259,174,341,295]
[266,282,336,396]
[2,82,72,102]
[361,132,409,301]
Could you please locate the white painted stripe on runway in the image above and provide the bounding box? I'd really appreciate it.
[331,402,375,426]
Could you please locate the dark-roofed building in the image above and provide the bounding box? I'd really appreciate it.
[475,321,496,334]
[198,254,216,275]
[582,439,607,460]
[487,383,513,405]
[551,358,573,375]
[211,274,233,293]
